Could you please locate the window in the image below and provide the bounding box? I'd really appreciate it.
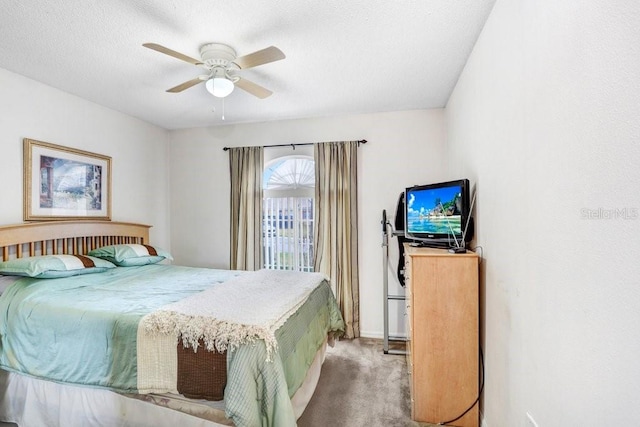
[263,156,314,272]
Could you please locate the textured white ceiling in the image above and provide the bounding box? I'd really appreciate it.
[0,0,495,130]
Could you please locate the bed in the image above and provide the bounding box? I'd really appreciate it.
[0,221,344,427]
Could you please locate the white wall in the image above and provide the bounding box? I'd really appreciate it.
[0,67,171,247]
[446,0,640,425]
[168,110,448,338]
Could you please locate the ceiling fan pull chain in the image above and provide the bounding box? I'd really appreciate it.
[222,97,225,121]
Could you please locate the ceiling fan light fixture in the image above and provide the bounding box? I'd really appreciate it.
[144,42,284,98]
[206,77,234,98]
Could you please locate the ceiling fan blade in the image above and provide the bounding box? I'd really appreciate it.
[143,43,203,66]
[235,78,273,99]
[166,76,206,93]
[233,46,285,69]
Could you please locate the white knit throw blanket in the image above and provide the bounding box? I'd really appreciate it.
[141,269,326,361]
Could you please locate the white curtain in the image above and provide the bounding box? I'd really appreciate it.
[228,146,263,271]
[314,141,360,338]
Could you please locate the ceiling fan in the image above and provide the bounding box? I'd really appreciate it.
[143,42,285,99]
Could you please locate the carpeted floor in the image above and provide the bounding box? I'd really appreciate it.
[298,338,429,427]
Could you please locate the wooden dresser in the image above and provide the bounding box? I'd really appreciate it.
[404,245,479,427]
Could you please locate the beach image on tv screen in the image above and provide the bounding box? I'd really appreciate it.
[407,185,462,234]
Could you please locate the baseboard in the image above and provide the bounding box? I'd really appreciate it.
[359,331,382,339]
[480,410,488,427]
[359,331,408,340]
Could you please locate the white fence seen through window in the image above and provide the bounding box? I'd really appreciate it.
[263,197,314,272]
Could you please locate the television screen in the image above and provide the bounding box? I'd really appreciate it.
[404,179,471,245]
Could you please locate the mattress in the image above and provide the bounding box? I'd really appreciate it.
[0,265,344,426]
[0,340,329,426]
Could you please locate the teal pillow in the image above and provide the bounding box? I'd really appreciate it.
[88,244,172,267]
[0,255,116,279]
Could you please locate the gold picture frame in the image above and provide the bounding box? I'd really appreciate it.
[23,138,112,221]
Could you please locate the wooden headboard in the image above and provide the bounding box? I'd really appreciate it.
[0,221,151,261]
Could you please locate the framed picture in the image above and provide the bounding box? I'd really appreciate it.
[23,138,112,221]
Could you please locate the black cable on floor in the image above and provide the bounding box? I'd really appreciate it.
[437,346,485,426]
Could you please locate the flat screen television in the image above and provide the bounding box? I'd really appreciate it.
[404,179,473,248]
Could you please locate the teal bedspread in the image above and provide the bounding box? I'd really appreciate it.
[0,265,344,426]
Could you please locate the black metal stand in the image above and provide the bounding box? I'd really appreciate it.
[382,209,407,355]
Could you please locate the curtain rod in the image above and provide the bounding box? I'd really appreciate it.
[222,139,367,151]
